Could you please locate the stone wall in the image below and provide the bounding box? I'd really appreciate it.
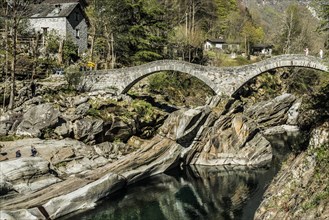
[81,55,328,96]
[29,17,67,38]
[66,6,88,54]
[28,7,88,55]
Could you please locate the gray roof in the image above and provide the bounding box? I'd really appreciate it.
[206,39,226,44]
[29,3,78,18]
[42,0,88,7]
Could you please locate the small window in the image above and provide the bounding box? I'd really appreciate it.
[42,27,48,35]
[75,12,80,21]
[76,29,80,38]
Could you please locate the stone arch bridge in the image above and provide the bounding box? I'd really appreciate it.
[81,54,328,97]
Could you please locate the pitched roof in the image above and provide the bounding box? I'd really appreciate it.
[252,44,273,48]
[43,0,87,6]
[29,2,79,18]
[206,39,226,44]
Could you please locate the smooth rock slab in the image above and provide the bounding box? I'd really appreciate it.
[16,104,60,137]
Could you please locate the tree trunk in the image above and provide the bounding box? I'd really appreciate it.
[90,26,96,62]
[111,33,115,69]
[3,4,9,109]
[104,25,111,70]
[9,16,17,110]
[58,39,64,65]
[31,32,41,80]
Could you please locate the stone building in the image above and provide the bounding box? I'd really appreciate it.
[28,0,89,55]
[204,38,240,52]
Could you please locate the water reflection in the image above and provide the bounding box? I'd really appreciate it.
[63,164,278,220]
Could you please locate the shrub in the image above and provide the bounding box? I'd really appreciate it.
[64,65,83,91]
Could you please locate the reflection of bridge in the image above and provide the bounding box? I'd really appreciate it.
[82,55,328,96]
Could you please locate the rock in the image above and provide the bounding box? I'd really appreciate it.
[74,103,90,116]
[158,106,211,145]
[263,125,301,152]
[0,180,14,195]
[186,94,296,167]
[104,116,135,142]
[286,100,301,125]
[93,142,133,158]
[16,104,60,137]
[0,112,23,136]
[309,121,329,148]
[50,147,76,165]
[0,122,9,136]
[0,211,34,220]
[54,122,72,138]
[0,157,61,193]
[72,117,103,143]
[255,121,329,220]
[245,93,296,127]
[42,173,126,220]
[73,96,89,106]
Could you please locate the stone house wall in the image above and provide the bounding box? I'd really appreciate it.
[28,6,88,55]
[65,6,88,54]
[29,17,67,38]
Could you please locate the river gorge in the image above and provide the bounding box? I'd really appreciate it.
[0,65,328,219]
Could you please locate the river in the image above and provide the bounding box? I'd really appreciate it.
[62,159,281,220]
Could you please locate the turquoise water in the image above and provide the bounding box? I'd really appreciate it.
[63,162,279,220]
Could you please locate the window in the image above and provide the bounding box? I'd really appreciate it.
[42,27,48,35]
[75,12,80,21]
[42,27,48,46]
[76,29,80,38]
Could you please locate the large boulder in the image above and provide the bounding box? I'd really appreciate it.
[158,106,211,145]
[186,94,296,167]
[0,112,23,136]
[16,104,60,137]
[104,116,136,142]
[0,157,61,193]
[72,117,103,143]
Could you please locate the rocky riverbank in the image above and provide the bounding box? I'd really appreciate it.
[0,73,328,219]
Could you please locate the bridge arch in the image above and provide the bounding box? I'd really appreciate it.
[119,61,218,94]
[229,55,328,96]
[82,55,328,97]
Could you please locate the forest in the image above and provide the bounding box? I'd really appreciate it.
[0,0,328,109]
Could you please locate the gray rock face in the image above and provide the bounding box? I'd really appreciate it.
[104,116,135,142]
[74,102,90,116]
[158,106,211,145]
[0,157,61,193]
[244,93,296,127]
[16,104,60,137]
[255,122,329,220]
[186,94,296,167]
[54,122,72,138]
[72,117,103,142]
[0,181,14,195]
[286,100,301,125]
[0,112,23,136]
[0,92,304,219]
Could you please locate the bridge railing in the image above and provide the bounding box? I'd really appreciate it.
[82,54,328,76]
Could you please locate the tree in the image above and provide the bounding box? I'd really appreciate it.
[1,0,32,110]
[241,20,265,56]
[313,0,329,31]
[312,0,329,50]
[275,3,324,54]
[214,0,238,35]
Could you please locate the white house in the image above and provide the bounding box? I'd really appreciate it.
[204,39,240,52]
[28,0,89,54]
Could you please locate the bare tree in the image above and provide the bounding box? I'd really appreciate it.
[3,0,31,110]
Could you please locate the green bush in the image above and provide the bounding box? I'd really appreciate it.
[132,100,155,123]
[87,108,101,118]
[64,66,83,91]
